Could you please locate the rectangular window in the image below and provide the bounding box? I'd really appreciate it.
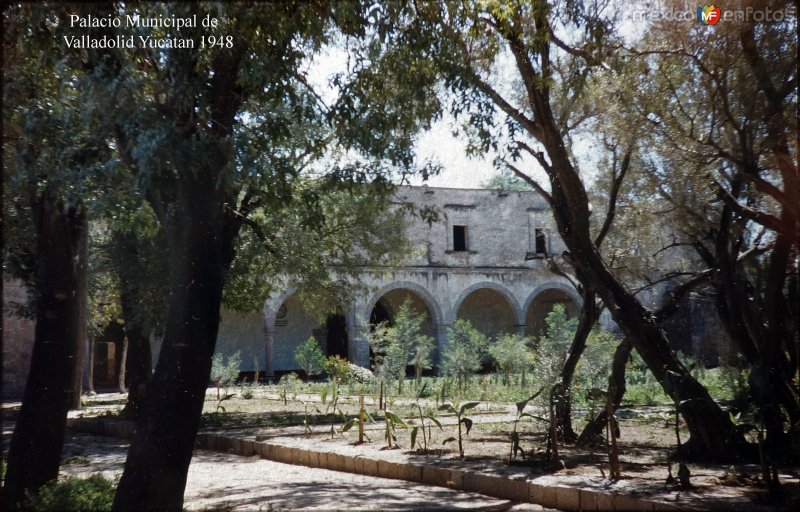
[535,228,547,255]
[453,225,467,251]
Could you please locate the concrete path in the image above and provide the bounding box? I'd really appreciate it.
[60,431,557,511]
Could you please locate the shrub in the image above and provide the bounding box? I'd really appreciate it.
[294,337,326,378]
[22,474,115,512]
[488,333,532,386]
[442,319,487,391]
[393,301,435,389]
[368,321,406,385]
[211,351,241,394]
[324,355,351,384]
[348,363,375,384]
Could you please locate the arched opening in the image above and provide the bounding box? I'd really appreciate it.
[324,313,348,359]
[272,294,348,373]
[525,288,579,338]
[368,288,436,370]
[455,288,516,339]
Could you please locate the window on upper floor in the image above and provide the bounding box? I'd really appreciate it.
[453,225,468,251]
[534,228,548,256]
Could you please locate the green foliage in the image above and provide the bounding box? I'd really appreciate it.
[439,400,480,459]
[211,352,241,390]
[211,351,241,412]
[528,306,578,406]
[482,168,533,191]
[294,338,326,378]
[570,328,619,406]
[383,410,408,449]
[368,322,406,384]
[223,182,412,314]
[442,320,488,391]
[324,355,351,384]
[368,300,435,392]
[409,383,443,453]
[21,474,115,512]
[488,333,532,386]
[393,301,436,389]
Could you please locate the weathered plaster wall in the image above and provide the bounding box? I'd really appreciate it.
[2,279,35,398]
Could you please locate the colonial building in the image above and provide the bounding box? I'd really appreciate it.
[209,185,581,377]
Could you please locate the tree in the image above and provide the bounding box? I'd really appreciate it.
[368,321,407,389]
[482,168,533,191]
[442,320,487,392]
[295,338,326,378]
[488,333,532,386]
[3,5,99,506]
[630,1,798,454]
[344,0,749,460]
[393,301,436,390]
[64,4,431,508]
[367,300,434,392]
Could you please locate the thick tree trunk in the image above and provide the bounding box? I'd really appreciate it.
[577,338,633,446]
[112,175,233,511]
[3,194,86,509]
[120,318,152,416]
[712,176,799,454]
[544,121,746,461]
[555,287,598,443]
[572,240,746,460]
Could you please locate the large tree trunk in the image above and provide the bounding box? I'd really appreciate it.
[480,3,747,461]
[119,288,153,417]
[712,176,799,455]
[112,174,233,511]
[555,287,598,443]
[3,193,87,509]
[540,114,745,462]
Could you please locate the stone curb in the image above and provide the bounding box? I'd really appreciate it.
[67,417,701,511]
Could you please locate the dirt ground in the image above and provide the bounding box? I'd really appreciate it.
[192,387,800,511]
[5,388,800,510]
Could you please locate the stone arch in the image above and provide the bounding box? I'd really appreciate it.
[264,289,351,375]
[365,281,443,327]
[452,282,522,338]
[364,281,443,370]
[523,282,581,338]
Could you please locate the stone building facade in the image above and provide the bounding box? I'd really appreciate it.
[212,186,582,377]
[2,279,36,397]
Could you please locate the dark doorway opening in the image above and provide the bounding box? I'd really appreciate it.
[325,314,348,359]
[369,299,393,368]
[535,228,547,255]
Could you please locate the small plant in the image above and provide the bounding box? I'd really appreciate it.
[383,410,408,449]
[210,351,241,413]
[295,337,326,378]
[439,400,479,458]
[324,355,351,384]
[22,474,116,512]
[510,387,546,459]
[298,398,322,435]
[409,383,443,452]
[278,372,300,405]
[321,380,346,438]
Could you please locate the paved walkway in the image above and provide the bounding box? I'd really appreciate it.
[60,431,557,511]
